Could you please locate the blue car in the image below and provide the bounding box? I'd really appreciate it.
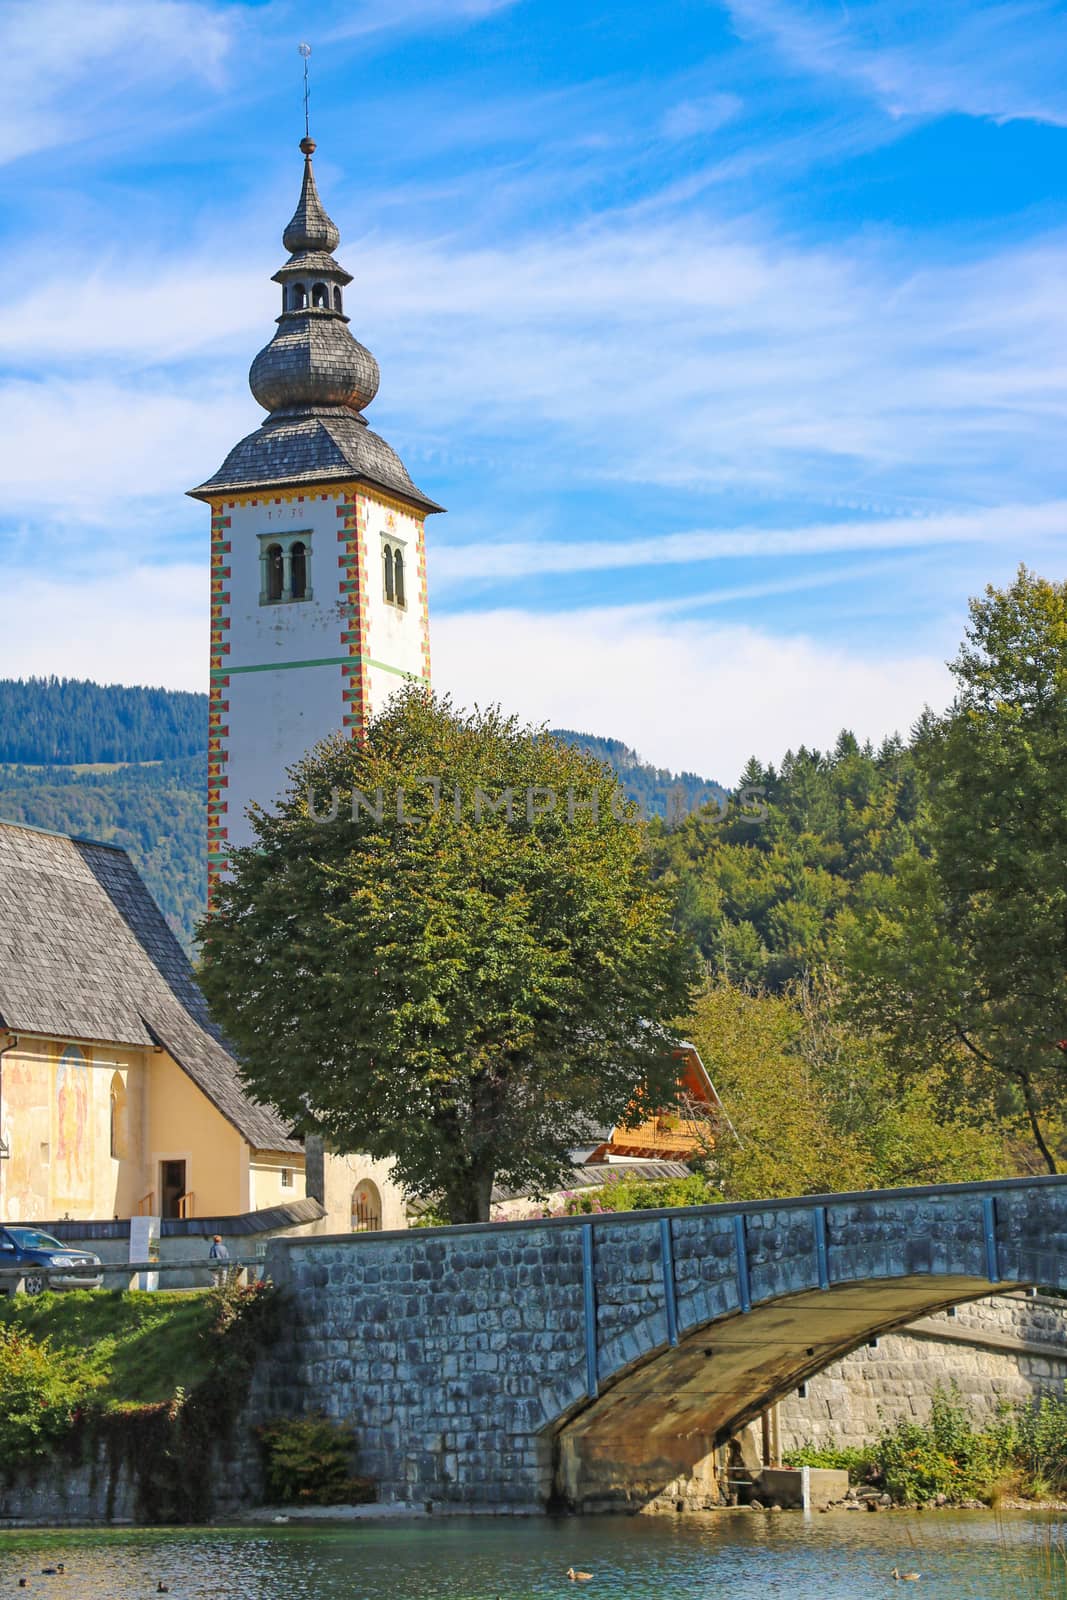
[0,1226,103,1294]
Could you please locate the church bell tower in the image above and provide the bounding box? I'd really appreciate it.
[190,137,442,901]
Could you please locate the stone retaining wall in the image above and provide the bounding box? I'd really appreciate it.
[0,1436,260,1528]
[777,1292,1067,1454]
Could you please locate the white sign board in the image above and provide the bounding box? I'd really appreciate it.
[130,1215,160,1291]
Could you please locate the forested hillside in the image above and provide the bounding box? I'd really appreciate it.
[0,758,206,949]
[0,677,206,764]
[552,730,726,819]
[649,730,921,988]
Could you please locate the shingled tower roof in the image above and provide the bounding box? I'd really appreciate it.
[190,139,441,513]
[283,139,341,254]
[0,819,300,1153]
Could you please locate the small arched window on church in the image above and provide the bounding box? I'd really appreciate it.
[290,541,307,601]
[394,547,406,608]
[383,543,394,602]
[267,544,284,603]
[351,1180,382,1232]
[109,1072,128,1161]
[333,286,343,313]
[311,282,329,308]
[291,283,307,311]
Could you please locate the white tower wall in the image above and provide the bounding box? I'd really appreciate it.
[207,485,430,899]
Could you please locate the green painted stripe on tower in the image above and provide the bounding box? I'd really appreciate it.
[210,653,426,680]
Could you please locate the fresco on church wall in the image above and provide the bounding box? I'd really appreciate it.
[53,1044,92,1208]
[1,1054,51,1219]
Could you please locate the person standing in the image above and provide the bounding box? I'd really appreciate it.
[208,1233,231,1287]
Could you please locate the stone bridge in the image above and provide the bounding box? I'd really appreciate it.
[262,1175,1067,1513]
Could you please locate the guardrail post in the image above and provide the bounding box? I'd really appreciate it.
[813,1205,830,1291]
[982,1195,1000,1282]
[660,1217,679,1346]
[734,1213,752,1313]
[581,1224,598,1399]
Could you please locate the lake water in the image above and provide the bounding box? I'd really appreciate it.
[0,1512,1064,1600]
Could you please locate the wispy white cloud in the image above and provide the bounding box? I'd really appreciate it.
[725,0,1067,126]
[0,262,267,364]
[324,0,518,40]
[6,198,1067,526]
[0,0,233,164]
[0,559,954,781]
[432,604,955,781]
[430,502,1067,585]
[0,377,250,526]
[0,564,205,689]
[660,93,744,141]
[362,219,1067,505]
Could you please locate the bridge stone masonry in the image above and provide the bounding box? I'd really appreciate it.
[259,1175,1067,1514]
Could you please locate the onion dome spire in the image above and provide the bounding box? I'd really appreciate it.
[190,137,441,514]
[249,138,380,416]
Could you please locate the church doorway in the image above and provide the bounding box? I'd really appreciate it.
[160,1159,187,1220]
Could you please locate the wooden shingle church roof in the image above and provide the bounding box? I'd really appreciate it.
[0,819,300,1153]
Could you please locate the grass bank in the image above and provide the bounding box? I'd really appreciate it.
[0,1290,217,1409]
[0,1282,284,1521]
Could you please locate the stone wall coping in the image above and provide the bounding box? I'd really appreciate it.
[904,1316,1067,1363]
[25,1198,325,1242]
[265,1171,1067,1253]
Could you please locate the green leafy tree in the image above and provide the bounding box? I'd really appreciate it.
[198,689,698,1223]
[685,982,873,1199]
[843,568,1067,1171]
[683,979,1004,1201]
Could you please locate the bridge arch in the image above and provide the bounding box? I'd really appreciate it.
[551,1185,1062,1510]
[554,1275,1004,1510]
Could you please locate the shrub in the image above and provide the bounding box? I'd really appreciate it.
[259,1416,375,1505]
[875,1387,1016,1505]
[564,1174,718,1215]
[1012,1395,1067,1491]
[0,1323,101,1473]
[784,1443,877,1483]
[789,1386,1036,1507]
[788,1385,1058,1506]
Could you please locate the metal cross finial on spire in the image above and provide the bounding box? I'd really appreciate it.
[299,42,312,142]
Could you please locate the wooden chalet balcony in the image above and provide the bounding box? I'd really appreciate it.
[605,1114,712,1161]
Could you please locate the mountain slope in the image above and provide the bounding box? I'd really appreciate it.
[0,677,206,765]
[551,730,726,820]
[0,757,206,949]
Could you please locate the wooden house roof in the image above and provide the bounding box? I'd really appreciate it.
[0,819,300,1153]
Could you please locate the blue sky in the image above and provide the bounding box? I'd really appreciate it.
[2,0,1066,782]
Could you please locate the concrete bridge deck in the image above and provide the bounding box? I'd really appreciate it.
[262,1173,1067,1512]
